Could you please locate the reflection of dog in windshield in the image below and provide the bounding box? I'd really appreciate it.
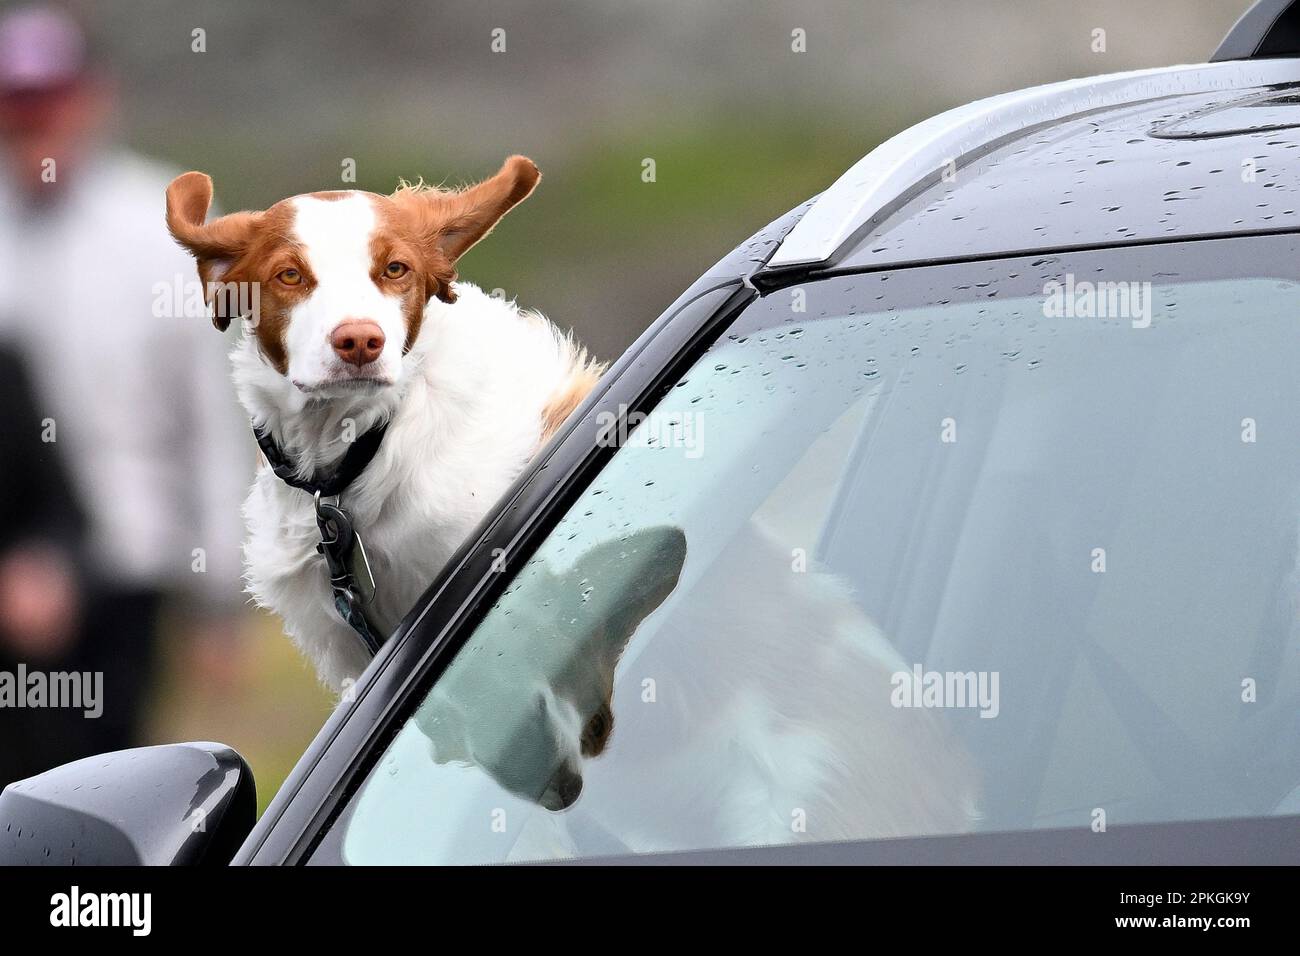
[413,526,686,812]
[415,521,977,854]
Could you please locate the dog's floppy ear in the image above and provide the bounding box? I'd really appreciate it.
[434,155,540,261]
[165,171,261,331]
[392,156,540,305]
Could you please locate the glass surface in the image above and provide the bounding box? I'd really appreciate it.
[328,245,1300,863]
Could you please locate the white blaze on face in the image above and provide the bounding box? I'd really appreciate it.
[286,193,407,390]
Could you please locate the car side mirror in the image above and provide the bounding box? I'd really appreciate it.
[0,742,255,866]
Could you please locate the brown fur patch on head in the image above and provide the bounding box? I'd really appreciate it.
[369,196,453,353]
[384,156,541,311]
[217,200,307,375]
[164,171,310,375]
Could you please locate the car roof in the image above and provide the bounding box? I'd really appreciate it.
[763,56,1300,278]
[832,80,1300,272]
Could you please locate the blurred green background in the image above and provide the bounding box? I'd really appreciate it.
[58,0,1248,812]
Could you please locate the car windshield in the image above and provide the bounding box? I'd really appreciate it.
[320,235,1300,864]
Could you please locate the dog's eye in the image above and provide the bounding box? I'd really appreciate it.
[277,269,303,286]
[384,262,409,279]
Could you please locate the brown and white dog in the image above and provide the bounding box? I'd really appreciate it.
[165,157,604,690]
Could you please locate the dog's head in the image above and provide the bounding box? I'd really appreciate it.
[164,156,539,399]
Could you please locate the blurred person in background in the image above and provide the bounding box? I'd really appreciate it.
[0,343,90,787]
[0,4,251,778]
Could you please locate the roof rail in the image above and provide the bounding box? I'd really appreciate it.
[765,58,1300,272]
[1213,0,1300,62]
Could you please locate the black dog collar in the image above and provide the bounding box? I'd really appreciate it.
[252,421,389,498]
